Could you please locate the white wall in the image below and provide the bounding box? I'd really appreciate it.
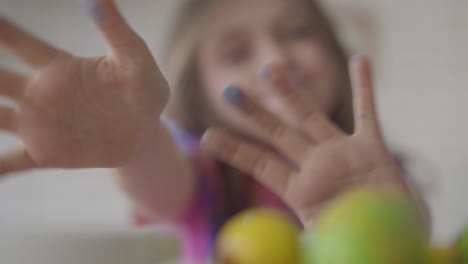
[0,0,467,245]
[376,0,468,241]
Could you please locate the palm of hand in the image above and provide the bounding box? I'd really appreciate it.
[19,56,166,168]
[288,133,404,224]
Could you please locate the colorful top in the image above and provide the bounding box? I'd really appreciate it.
[133,119,296,263]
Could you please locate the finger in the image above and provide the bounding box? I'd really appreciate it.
[0,17,69,69]
[0,67,27,100]
[349,55,381,136]
[222,84,310,165]
[85,0,148,58]
[258,64,344,142]
[201,128,294,195]
[0,106,16,132]
[0,148,36,176]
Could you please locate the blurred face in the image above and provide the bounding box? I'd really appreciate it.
[197,0,341,138]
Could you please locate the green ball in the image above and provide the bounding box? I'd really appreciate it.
[457,225,468,263]
[303,187,427,264]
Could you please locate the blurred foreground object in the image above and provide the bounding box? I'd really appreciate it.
[214,208,300,264]
[302,187,427,264]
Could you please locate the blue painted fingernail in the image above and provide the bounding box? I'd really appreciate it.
[257,65,269,79]
[223,84,244,105]
[83,0,105,24]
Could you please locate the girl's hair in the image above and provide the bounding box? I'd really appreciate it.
[163,0,354,136]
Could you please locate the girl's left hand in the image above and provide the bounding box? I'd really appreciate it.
[201,56,424,228]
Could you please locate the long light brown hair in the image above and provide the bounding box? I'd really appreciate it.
[163,0,354,137]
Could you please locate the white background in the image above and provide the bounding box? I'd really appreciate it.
[0,0,467,260]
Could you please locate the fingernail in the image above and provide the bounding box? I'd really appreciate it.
[200,129,221,154]
[257,65,270,79]
[223,83,245,105]
[201,128,214,145]
[83,0,105,24]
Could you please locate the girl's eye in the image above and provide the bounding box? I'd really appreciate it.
[221,45,250,65]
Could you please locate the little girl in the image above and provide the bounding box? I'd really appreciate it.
[0,0,428,262]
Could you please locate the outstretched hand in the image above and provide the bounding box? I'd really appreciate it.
[0,0,169,174]
[201,56,423,227]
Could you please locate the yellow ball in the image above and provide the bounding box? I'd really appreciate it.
[214,207,300,264]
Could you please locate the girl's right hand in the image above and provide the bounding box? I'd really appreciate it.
[0,0,169,174]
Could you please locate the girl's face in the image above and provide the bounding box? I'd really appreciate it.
[197,0,342,139]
